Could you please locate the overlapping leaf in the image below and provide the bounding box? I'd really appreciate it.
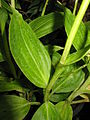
[30,12,64,38]
[55,101,73,120]
[32,102,60,120]
[9,9,51,88]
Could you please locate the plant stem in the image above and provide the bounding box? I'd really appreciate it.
[44,64,65,101]
[0,0,1,7]
[41,0,48,16]
[60,0,89,64]
[71,99,89,105]
[11,0,15,8]
[73,0,79,15]
[29,102,40,106]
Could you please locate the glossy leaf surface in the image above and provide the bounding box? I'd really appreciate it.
[55,101,73,120]
[30,12,64,38]
[0,95,30,120]
[9,9,51,88]
[32,102,60,120]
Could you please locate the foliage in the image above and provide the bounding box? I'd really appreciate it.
[0,0,90,120]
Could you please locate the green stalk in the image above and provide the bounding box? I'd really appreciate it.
[11,0,15,8]
[41,0,48,16]
[71,99,89,105]
[29,102,40,106]
[73,0,79,15]
[60,0,89,64]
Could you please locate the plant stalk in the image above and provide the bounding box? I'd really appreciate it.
[71,99,89,105]
[73,0,79,15]
[11,0,15,8]
[60,0,89,64]
[41,0,49,16]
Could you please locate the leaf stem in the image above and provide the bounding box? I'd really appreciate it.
[0,0,1,7]
[73,0,79,15]
[11,0,15,8]
[41,0,49,16]
[29,102,40,106]
[60,0,89,64]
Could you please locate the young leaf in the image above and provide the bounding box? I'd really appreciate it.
[64,7,86,50]
[0,7,8,34]
[9,9,51,88]
[32,102,60,120]
[0,95,30,120]
[29,12,64,38]
[52,69,85,93]
[55,101,73,120]
[65,45,90,65]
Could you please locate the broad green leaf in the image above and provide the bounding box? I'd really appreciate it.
[65,45,90,65]
[32,102,60,120]
[77,75,90,94]
[9,9,51,88]
[30,12,64,38]
[50,93,70,103]
[52,69,85,93]
[0,95,30,120]
[64,7,86,50]
[55,101,73,120]
[0,7,8,34]
[0,52,4,62]
[0,80,28,92]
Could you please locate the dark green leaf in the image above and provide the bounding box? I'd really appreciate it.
[0,95,30,120]
[50,93,70,102]
[0,80,28,92]
[52,69,85,93]
[64,7,86,50]
[0,52,4,62]
[32,102,60,120]
[0,7,8,34]
[9,9,51,88]
[65,45,90,65]
[1,0,12,13]
[30,12,64,38]
[55,101,73,120]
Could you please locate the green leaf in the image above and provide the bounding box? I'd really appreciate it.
[77,75,90,94]
[0,95,30,120]
[50,93,70,103]
[55,101,73,120]
[0,80,28,92]
[0,7,8,34]
[32,102,60,120]
[1,0,12,13]
[0,52,4,62]
[52,69,85,93]
[85,21,90,47]
[64,7,86,50]
[30,12,64,38]
[65,45,90,65]
[9,9,51,88]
